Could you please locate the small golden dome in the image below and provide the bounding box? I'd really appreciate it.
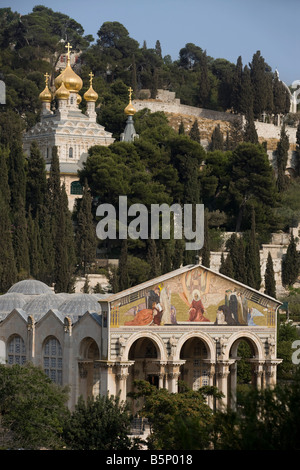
[54,42,83,93]
[124,102,136,116]
[84,85,98,102]
[124,86,136,115]
[55,82,70,100]
[39,72,52,102]
[77,93,82,104]
[39,85,52,103]
[84,71,98,102]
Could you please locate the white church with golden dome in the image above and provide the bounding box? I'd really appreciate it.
[22,42,114,209]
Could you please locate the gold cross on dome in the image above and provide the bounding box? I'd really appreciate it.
[65,42,72,60]
[44,72,49,85]
[89,71,94,85]
[128,86,133,102]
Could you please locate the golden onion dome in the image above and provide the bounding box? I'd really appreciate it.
[77,93,82,105]
[61,63,83,92]
[54,42,83,93]
[39,73,52,102]
[124,102,136,116]
[84,85,98,102]
[84,71,98,102]
[55,82,70,100]
[124,86,136,115]
[39,85,52,103]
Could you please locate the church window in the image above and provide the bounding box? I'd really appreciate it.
[7,335,26,365]
[71,180,83,195]
[43,337,63,385]
[69,147,73,158]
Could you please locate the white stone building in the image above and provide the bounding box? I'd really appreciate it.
[22,44,114,210]
[0,264,282,412]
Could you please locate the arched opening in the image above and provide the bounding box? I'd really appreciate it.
[229,336,260,409]
[179,337,210,391]
[78,337,100,401]
[7,334,26,365]
[43,336,62,385]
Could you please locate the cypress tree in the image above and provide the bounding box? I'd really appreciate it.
[219,252,234,278]
[250,51,272,118]
[172,238,184,269]
[239,65,253,116]
[295,122,300,177]
[282,233,299,287]
[245,207,261,290]
[147,238,160,278]
[226,233,247,283]
[276,124,289,192]
[0,146,11,204]
[8,141,30,277]
[264,251,276,298]
[75,180,97,274]
[0,193,17,292]
[243,109,258,144]
[232,56,243,113]
[198,51,210,107]
[178,119,185,134]
[189,119,200,143]
[26,141,47,217]
[210,125,224,151]
[54,184,76,293]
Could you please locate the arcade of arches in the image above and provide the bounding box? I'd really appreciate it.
[104,330,281,411]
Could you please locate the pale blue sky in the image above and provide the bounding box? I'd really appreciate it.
[5,0,300,85]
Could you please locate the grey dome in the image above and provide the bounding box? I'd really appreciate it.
[59,293,101,319]
[0,293,27,313]
[8,279,52,295]
[23,293,66,317]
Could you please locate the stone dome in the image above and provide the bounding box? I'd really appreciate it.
[58,293,101,318]
[0,293,27,313]
[23,293,66,317]
[8,279,53,296]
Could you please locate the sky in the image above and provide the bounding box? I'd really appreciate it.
[5,0,300,85]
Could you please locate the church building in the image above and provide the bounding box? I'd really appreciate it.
[2,43,282,413]
[22,43,114,209]
[0,264,282,411]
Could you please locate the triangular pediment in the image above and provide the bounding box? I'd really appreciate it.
[108,264,281,328]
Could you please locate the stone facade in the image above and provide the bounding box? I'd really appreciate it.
[0,264,282,412]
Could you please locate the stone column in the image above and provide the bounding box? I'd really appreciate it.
[264,359,282,388]
[229,360,238,411]
[27,315,35,363]
[167,360,185,393]
[216,361,231,409]
[116,361,134,402]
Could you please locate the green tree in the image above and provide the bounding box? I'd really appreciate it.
[189,119,200,143]
[210,124,224,151]
[245,207,261,290]
[264,251,276,298]
[282,233,299,287]
[0,193,17,292]
[128,380,220,450]
[0,363,69,450]
[276,123,290,192]
[219,252,234,278]
[25,141,47,217]
[63,394,136,450]
[75,180,97,274]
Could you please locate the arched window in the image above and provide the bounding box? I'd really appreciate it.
[7,335,26,365]
[70,180,83,195]
[69,147,73,158]
[43,337,63,385]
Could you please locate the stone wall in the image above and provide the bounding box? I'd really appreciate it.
[133,90,298,168]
